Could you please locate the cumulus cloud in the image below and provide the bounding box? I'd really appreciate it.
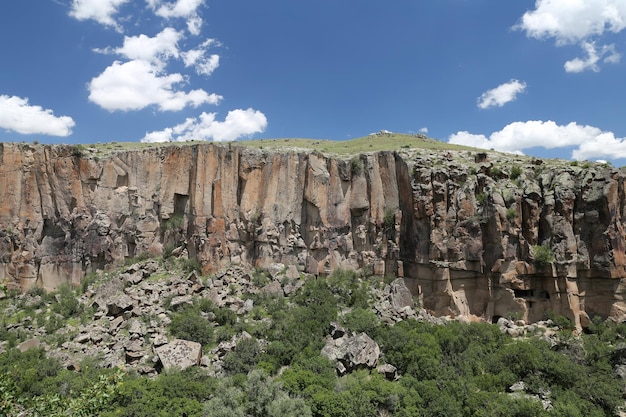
[96,27,183,65]
[89,29,222,111]
[515,0,626,72]
[0,95,75,136]
[564,41,621,72]
[449,120,626,161]
[477,79,527,109]
[142,108,268,142]
[182,39,220,75]
[150,0,205,18]
[69,0,130,31]
[419,127,429,134]
[517,0,626,44]
[88,60,222,111]
[148,0,205,34]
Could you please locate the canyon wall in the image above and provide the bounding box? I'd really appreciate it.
[1,142,626,327]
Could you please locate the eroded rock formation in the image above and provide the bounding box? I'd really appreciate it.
[1,141,626,327]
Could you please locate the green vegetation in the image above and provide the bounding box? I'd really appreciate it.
[510,165,523,180]
[532,244,555,266]
[2,267,626,416]
[72,144,87,158]
[169,304,214,345]
[350,155,364,176]
[164,213,184,232]
[76,132,479,160]
[382,208,395,232]
[506,206,517,221]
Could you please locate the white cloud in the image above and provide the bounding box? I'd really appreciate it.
[572,132,626,160]
[97,28,183,65]
[182,42,220,76]
[515,0,626,72]
[142,108,268,142]
[187,16,203,35]
[449,120,626,161]
[0,95,75,136]
[419,127,428,134]
[477,79,527,109]
[151,0,205,18]
[516,0,626,44]
[88,60,222,111]
[148,0,205,34]
[564,41,621,72]
[69,0,130,31]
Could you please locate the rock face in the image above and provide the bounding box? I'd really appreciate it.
[2,142,626,326]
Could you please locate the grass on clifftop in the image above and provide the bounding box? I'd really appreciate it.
[240,133,476,155]
[80,132,477,159]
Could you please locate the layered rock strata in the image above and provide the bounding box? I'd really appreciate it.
[1,142,625,326]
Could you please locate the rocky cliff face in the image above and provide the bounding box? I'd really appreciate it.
[1,142,625,327]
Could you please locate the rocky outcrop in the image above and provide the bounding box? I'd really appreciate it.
[322,331,380,375]
[2,142,626,326]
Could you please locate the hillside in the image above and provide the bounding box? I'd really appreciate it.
[2,136,626,415]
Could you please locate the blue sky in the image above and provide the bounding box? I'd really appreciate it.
[1,1,626,164]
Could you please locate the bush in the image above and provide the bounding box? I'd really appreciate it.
[51,284,82,318]
[510,165,522,180]
[532,245,554,266]
[382,208,395,232]
[342,307,379,334]
[222,338,261,375]
[506,207,517,221]
[164,214,184,232]
[350,156,364,176]
[72,144,86,158]
[169,305,213,345]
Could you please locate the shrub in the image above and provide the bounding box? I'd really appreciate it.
[490,166,503,177]
[169,305,213,345]
[506,207,517,221]
[164,214,184,231]
[476,192,488,205]
[350,156,364,176]
[510,165,522,180]
[72,144,86,158]
[382,208,395,232]
[342,307,379,334]
[222,338,261,375]
[532,245,554,266]
[163,244,176,259]
[51,284,82,318]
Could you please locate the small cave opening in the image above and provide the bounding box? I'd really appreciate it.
[174,193,189,216]
[116,173,129,188]
[513,289,534,298]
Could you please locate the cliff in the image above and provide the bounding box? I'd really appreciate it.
[1,141,625,327]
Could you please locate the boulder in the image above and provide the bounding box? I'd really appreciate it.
[322,332,380,374]
[389,278,413,311]
[376,363,398,380]
[155,339,202,371]
[106,293,134,317]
